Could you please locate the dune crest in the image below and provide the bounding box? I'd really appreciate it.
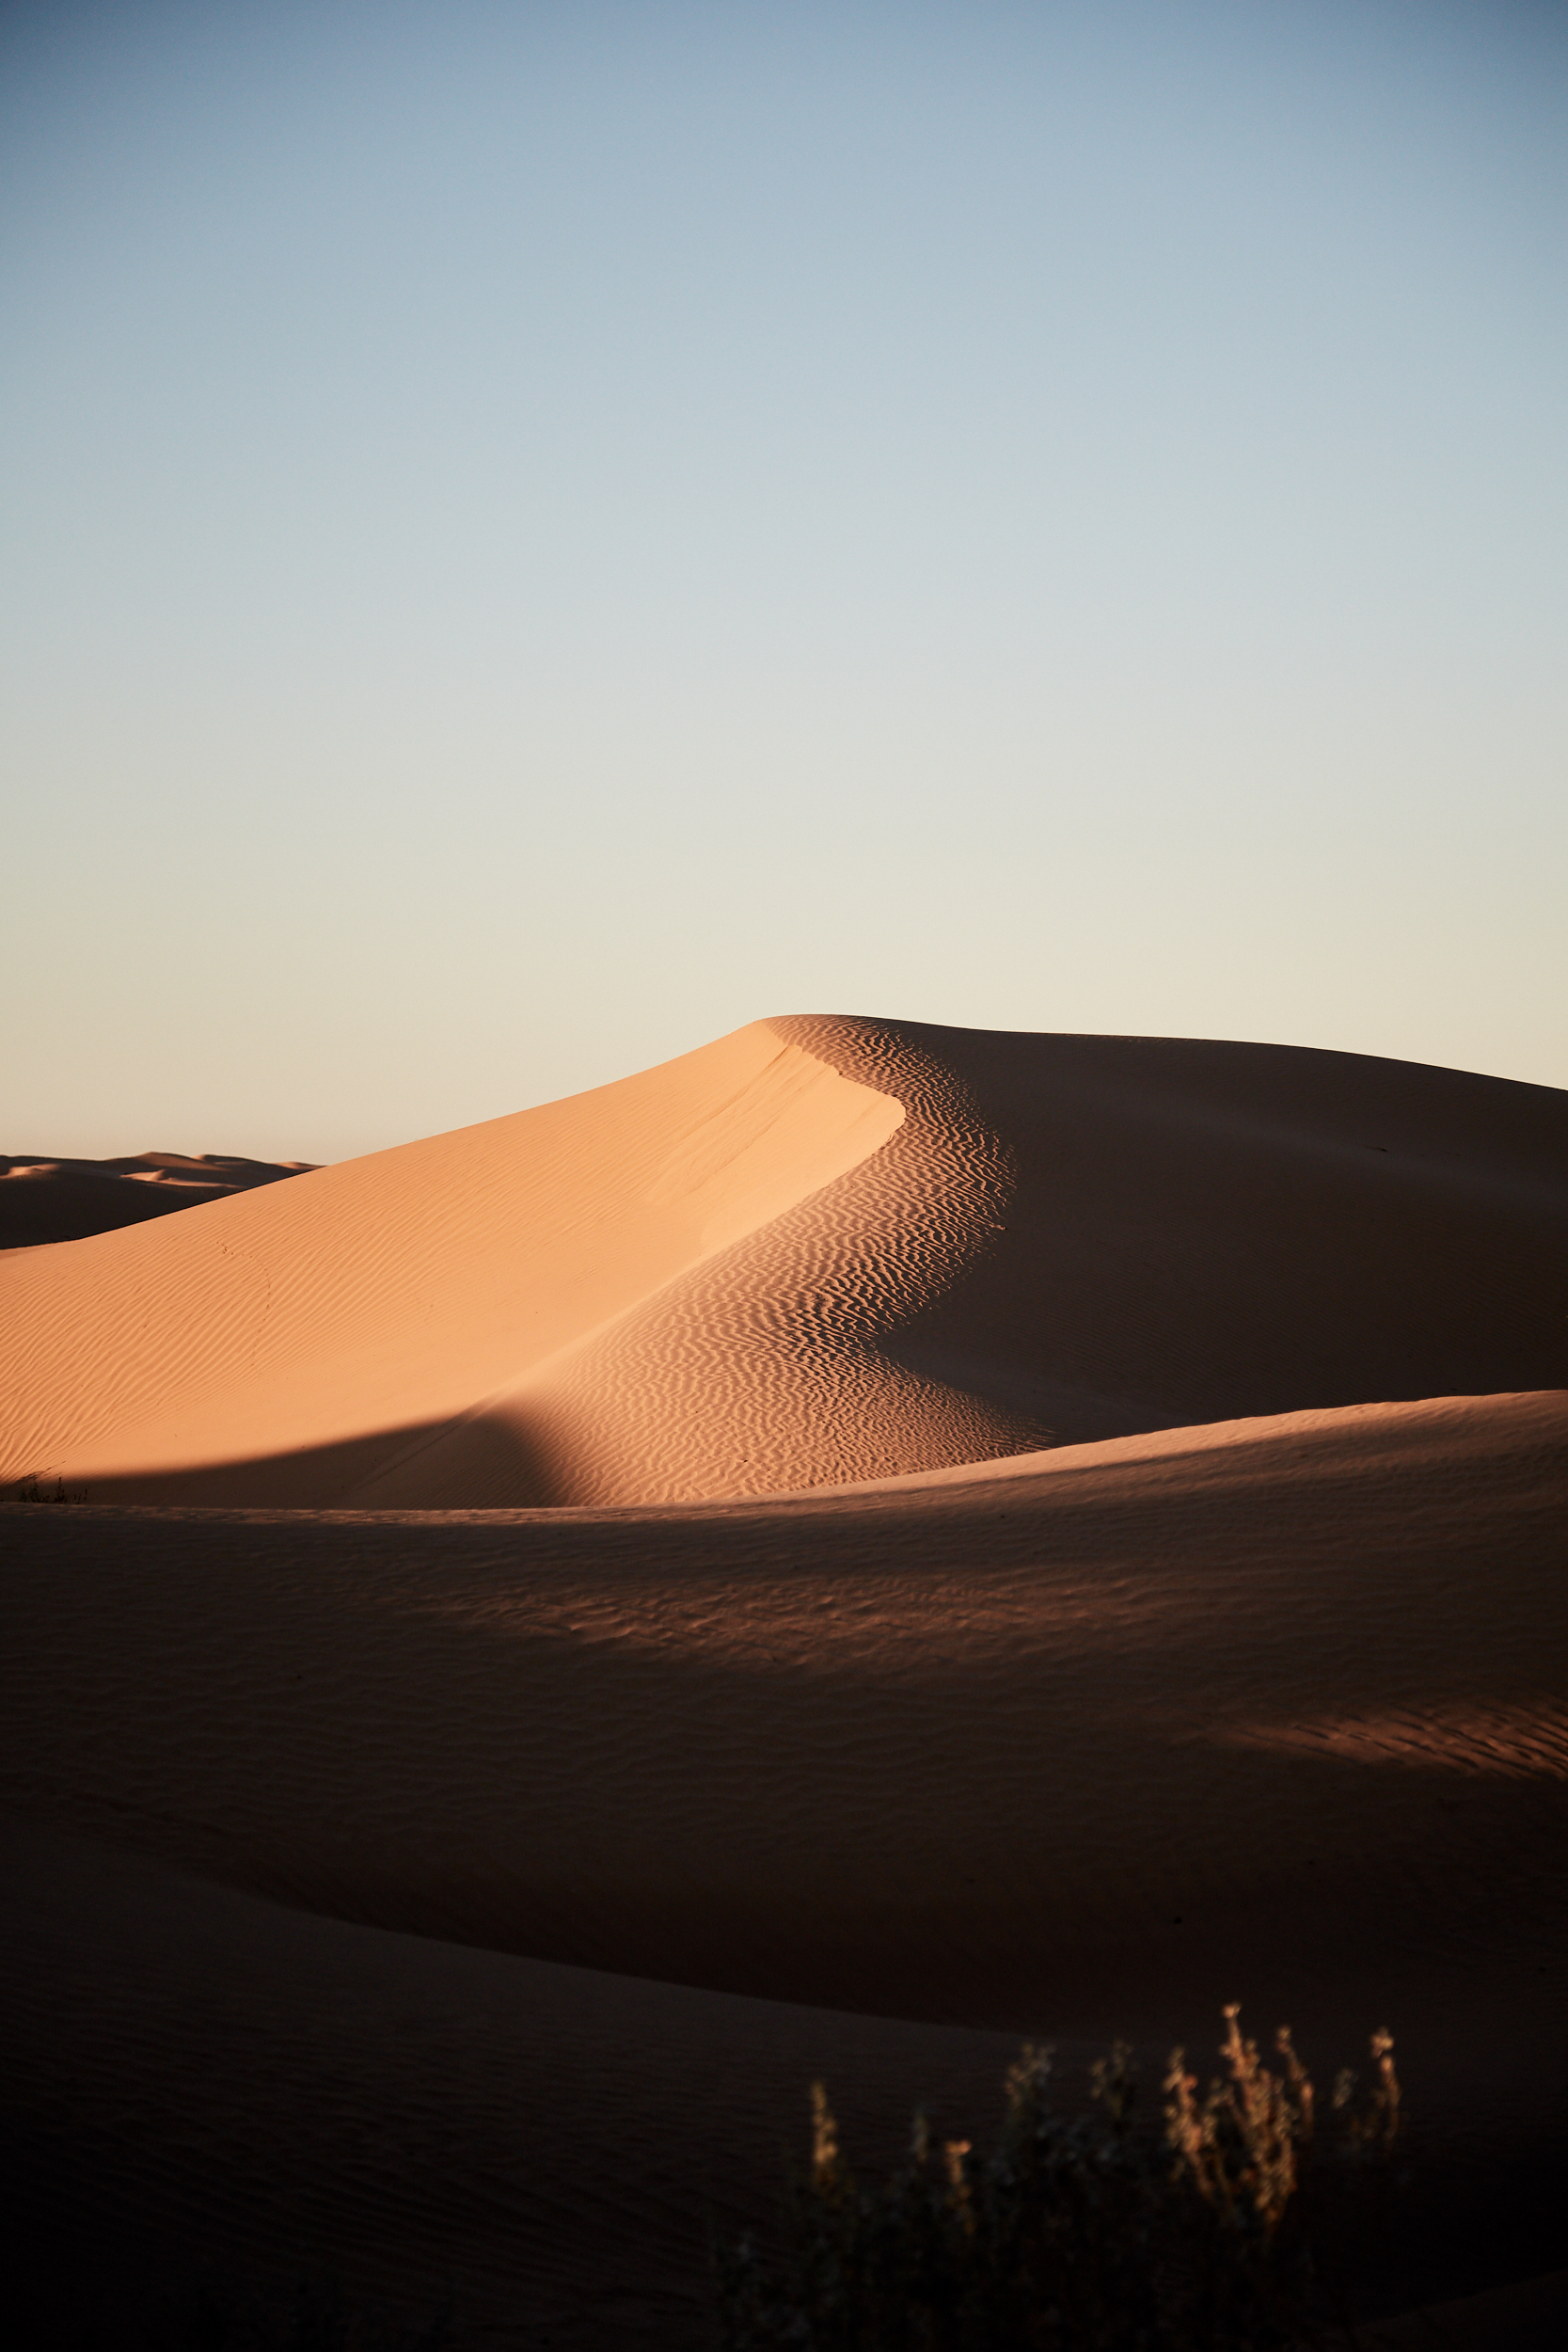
[3,1017,1567,2340]
[5,1014,1566,1507]
[358,1014,1045,1504]
[0,1021,909,1503]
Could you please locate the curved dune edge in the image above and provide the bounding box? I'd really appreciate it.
[345,1013,1045,1506]
[6,1013,1567,1506]
[0,1020,921,1502]
[3,1018,1565,2337]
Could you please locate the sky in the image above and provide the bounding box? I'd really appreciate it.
[4,0,1565,1163]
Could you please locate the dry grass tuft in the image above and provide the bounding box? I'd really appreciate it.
[4,1471,84,1502]
[717,2009,1403,2351]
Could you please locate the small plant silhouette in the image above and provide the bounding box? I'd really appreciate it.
[7,1470,83,1502]
[717,2009,1402,2351]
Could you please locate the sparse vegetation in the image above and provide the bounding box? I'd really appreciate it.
[8,2010,1405,2348]
[4,1471,84,1502]
[716,2008,1402,2351]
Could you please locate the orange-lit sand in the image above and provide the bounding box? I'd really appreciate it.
[2,1018,1565,2343]
[6,1016,1566,1505]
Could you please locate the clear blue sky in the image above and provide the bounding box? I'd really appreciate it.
[5,0,1565,1161]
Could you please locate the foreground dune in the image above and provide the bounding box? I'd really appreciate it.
[5,1393,1566,2340]
[2,1018,1566,2342]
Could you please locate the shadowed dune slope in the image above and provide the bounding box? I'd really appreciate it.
[0,1819,1061,2349]
[4,1824,1564,2350]
[0,1151,316,1248]
[2,1391,1566,2339]
[3,1016,1566,1506]
[5,1393,1564,2033]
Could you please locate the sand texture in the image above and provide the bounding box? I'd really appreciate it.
[4,1015,1566,1505]
[2,1016,1566,2343]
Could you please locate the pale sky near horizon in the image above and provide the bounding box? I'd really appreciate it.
[5,0,1565,1163]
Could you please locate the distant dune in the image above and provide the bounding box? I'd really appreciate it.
[2,1017,1565,2345]
[0,1148,315,1249]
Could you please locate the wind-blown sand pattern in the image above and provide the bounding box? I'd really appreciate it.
[2,1016,1566,2344]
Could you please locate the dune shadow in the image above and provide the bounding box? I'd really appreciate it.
[5,1467,1568,2320]
[37,1405,572,1510]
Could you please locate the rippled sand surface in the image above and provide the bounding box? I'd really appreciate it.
[4,1018,1565,2342]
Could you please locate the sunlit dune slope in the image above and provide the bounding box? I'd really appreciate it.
[3,1015,1566,1504]
[3,1013,1566,2336]
[0,1021,906,1502]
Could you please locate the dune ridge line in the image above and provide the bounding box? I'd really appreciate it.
[6,1014,1565,1508]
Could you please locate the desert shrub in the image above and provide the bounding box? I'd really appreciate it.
[6,1471,84,1502]
[716,2007,1402,2352]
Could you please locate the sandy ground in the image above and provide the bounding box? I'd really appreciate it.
[2,1017,1565,2343]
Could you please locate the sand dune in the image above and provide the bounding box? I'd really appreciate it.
[0,1148,316,1249]
[4,1390,1566,2339]
[6,1391,1565,2031]
[3,1016,1565,1505]
[2,1017,1566,2342]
